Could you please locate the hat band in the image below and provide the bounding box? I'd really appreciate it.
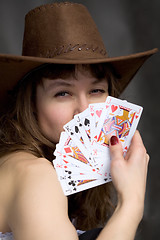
[23,43,107,58]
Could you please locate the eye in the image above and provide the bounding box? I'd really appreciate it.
[54,91,70,97]
[90,89,105,94]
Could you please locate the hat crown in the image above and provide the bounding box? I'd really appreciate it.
[0,2,157,116]
[22,2,107,60]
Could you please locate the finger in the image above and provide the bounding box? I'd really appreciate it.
[109,136,123,162]
[146,153,150,163]
[129,131,146,152]
[125,131,147,161]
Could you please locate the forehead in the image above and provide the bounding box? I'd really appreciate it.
[39,64,110,93]
[34,63,112,93]
[42,71,109,94]
[38,63,110,81]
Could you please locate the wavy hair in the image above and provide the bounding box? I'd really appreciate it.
[0,63,119,230]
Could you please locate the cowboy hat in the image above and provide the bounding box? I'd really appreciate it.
[0,2,158,115]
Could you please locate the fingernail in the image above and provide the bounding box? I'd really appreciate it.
[110,136,119,145]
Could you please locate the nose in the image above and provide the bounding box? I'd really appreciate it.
[74,95,89,115]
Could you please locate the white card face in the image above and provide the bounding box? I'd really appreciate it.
[74,109,91,150]
[89,102,105,143]
[54,131,93,166]
[63,119,94,164]
[53,96,143,196]
[94,96,143,154]
[54,154,100,177]
[59,177,111,196]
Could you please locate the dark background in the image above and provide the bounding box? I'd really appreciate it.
[0,0,159,239]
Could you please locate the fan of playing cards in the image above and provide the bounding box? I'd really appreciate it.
[53,96,143,196]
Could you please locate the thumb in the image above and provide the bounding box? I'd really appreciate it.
[109,136,124,189]
[109,136,123,162]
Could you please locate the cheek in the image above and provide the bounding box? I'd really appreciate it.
[48,106,74,126]
[37,104,73,142]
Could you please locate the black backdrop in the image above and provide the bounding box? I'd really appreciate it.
[0,0,159,239]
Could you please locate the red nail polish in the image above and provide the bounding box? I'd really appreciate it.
[110,136,119,145]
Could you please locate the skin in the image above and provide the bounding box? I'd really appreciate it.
[97,131,149,240]
[36,67,109,143]
[0,67,149,240]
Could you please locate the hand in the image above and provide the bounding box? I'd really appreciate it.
[109,131,149,215]
[97,131,149,240]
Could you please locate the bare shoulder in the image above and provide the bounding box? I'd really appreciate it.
[1,151,55,177]
[14,153,65,199]
[0,152,56,187]
[0,152,78,239]
[0,151,66,208]
[0,151,53,170]
[1,151,64,196]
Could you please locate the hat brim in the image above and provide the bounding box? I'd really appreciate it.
[0,48,158,114]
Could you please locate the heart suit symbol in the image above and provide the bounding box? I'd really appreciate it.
[96,110,102,118]
[111,105,118,112]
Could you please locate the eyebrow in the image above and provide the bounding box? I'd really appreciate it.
[44,79,74,92]
[44,77,107,92]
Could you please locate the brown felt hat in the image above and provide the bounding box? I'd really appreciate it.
[0,2,158,114]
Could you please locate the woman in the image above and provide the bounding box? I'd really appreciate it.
[0,2,157,240]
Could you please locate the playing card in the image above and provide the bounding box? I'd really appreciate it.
[54,153,109,195]
[54,131,93,167]
[53,96,143,196]
[93,96,143,155]
[63,119,94,164]
[89,102,105,143]
[59,175,110,196]
[54,154,100,177]
[74,108,91,150]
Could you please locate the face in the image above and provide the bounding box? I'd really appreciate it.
[36,66,109,143]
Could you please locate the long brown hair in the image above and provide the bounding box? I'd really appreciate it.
[0,63,119,230]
